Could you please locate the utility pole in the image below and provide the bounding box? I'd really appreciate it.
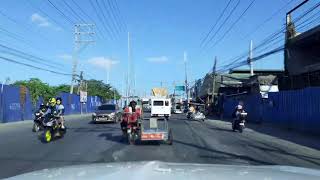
[127,32,131,103]
[184,51,189,104]
[70,24,95,94]
[248,40,254,76]
[212,56,217,104]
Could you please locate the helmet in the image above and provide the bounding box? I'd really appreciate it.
[49,98,56,106]
[40,103,46,110]
[237,105,243,110]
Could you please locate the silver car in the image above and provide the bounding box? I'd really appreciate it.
[92,104,121,123]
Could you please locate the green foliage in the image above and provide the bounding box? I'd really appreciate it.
[53,84,71,93]
[14,78,56,106]
[13,79,121,106]
[87,79,121,100]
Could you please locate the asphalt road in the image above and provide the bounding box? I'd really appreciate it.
[1,113,320,178]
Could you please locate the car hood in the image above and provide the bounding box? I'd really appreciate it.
[94,110,115,115]
[7,161,320,180]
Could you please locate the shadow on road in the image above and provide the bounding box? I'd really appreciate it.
[173,139,275,165]
[98,133,128,144]
[247,141,320,166]
[209,116,320,151]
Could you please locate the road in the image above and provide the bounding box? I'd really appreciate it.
[1,113,320,178]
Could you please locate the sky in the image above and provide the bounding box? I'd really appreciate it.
[0,0,318,96]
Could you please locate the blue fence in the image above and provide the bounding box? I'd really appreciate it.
[0,84,102,123]
[223,87,320,135]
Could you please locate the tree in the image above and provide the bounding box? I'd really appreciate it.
[14,78,55,107]
[87,79,121,100]
[54,84,71,93]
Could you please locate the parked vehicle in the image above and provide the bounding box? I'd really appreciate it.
[150,98,171,119]
[92,104,121,123]
[32,112,45,132]
[42,116,66,143]
[232,112,247,133]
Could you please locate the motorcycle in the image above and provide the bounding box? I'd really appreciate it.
[186,111,192,119]
[192,111,206,121]
[41,115,66,143]
[232,112,247,133]
[187,111,206,121]
[32,112,45,132]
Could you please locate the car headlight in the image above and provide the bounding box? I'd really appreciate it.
[93,113,96,116]
[110,112,115,117]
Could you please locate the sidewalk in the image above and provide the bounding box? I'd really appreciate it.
[205,116,320,151]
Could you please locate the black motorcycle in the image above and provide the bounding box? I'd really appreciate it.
[41,115,66,143]
[232,112,247,133]
[32,112,45,132]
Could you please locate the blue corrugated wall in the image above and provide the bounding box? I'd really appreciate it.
[0,85,102,123]
[223,87,320,135]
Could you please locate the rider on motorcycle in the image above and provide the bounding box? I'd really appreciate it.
[43,98,57,122]
[37,103,47,115]
[56,97,65,129]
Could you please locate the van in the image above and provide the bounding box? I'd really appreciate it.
[151,98,171,119]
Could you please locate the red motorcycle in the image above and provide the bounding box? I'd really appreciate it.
[121,107,142,144]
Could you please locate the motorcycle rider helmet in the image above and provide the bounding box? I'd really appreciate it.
[236,105,243,110]
[49,98,56,107]
[39,103,46,111]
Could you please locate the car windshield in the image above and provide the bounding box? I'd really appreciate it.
[1,0,320,179]
[153,101,164,106]
[98,105,115,110]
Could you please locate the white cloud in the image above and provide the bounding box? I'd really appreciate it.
[58,54,72,61]
[146,56,169,63]
[31,13,51,27]
[88,57,119,70]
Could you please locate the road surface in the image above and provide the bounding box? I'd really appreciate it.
[1,113,320,178]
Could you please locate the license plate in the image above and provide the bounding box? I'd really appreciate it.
[239,123,244,125]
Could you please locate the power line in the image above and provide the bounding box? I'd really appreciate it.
[202,0,240,51]
[200,0,233,47]
[70,0,108,41]
[110,0,128,31]
[89,0,115,40]
[208,0,256,50]
[242,0,295,40]
[61,0,86,23]
[0,44,63,68]
[104,0,122,34]
[102,0,121,35]
[95,0,119,38]
[26,0,68,30]
[0,56,72,76]
[46,0,75,25]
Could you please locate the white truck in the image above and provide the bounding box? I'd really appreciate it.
[150,87,171,119]
[150,98,171,119]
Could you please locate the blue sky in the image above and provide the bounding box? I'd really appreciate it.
[0,0,318,96]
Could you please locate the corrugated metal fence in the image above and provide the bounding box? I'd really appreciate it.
[0,85,102,123]
[223,87,320,135]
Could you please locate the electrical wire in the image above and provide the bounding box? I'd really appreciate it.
[26,0,68,30]
[202,0,240,51]
[95,0,119,38]
[62,0,86,23]
[47,0,75,25]
[110,0,128,31]
[0,56,72,76]
[208,0,256,50]
[70,0,108,41]
[89,0,115,40]
[102,0,121,36]
[200,0,233,47]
